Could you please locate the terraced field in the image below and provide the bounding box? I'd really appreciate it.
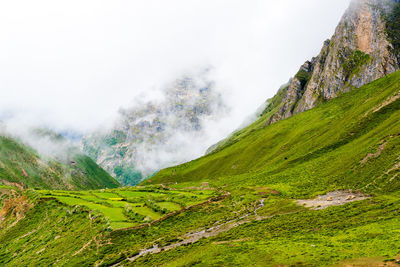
[38,185,220,229]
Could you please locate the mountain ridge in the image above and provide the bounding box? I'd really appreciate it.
[206,0,400,154]
[82,72,228,185]
[268,0,400,124]
[0,131,120,190]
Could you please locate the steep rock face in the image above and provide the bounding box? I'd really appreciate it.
[82,73,227,185]
[268,0,400,124]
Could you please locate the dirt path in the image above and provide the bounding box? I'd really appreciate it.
[296,191,369,210]
[110,199,266,265]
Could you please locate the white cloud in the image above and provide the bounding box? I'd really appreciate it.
[0,0,350,138]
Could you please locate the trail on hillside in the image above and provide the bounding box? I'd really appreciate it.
[121,199,267,264]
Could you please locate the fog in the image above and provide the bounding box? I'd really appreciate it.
[0,122,77,163]
[0,0,351,167]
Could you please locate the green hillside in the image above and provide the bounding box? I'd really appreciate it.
[0,72,400,266]
[0,136,120,190]
[147,71,400,198]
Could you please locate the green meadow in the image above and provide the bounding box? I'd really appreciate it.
[37,185,220,229]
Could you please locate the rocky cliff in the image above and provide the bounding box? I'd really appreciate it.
[267,0,400,124]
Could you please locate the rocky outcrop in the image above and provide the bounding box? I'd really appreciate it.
[267,0,400,124]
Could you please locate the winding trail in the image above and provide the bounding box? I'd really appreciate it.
[122,199,266,264]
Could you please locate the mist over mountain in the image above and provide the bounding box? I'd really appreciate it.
[0,0,350,137]
[82,70,229,185]
[0,125,120,190]
[0,1,351,184]
[6,1,400,266]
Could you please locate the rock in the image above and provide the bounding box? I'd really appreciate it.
[266,0,400,125]
[21,168,28,177]
[346,195,356,200]
[327,197,333,201]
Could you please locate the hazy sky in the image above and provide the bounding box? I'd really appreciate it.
[0,0,351,136]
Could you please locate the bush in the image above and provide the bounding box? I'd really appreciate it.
[144,200,168,214]
[123,206,146,223]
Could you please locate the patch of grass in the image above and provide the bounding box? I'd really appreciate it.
[341,50,371,81]
[92,191,121,199]
[295,69,312,88]
[157,202,182,212]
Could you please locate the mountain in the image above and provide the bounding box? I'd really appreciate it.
[207,0,400,154]
[82,72,227,185]
[0,129,120,190]
[2,1,400,266]
[267,0,400,124]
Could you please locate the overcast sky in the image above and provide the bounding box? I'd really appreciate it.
[0,0,350,137]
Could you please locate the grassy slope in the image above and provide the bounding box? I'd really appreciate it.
[0,72,400,266]
[206,83,289,155]
[147,71,400,198]
[0,193,109,267]
[135,194,400,266]
[0,136,120,190]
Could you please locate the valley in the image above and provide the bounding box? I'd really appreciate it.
[1,0,400,266]
[1,70,400,266]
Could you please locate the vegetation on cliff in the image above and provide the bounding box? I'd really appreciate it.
[384,0,400,62]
